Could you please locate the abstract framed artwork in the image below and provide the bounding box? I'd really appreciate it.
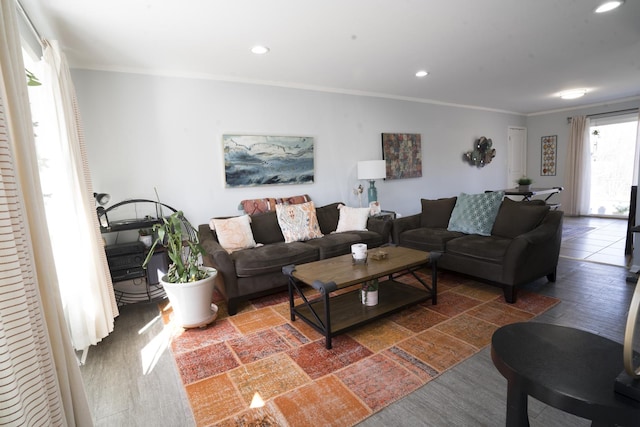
[223,135,314,187]
[381,133,422,180]
[541,135,557,176]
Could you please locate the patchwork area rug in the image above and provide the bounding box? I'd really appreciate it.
[160,269,559,426]
[562,225,595,241]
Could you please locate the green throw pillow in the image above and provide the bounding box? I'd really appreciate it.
[447,191,505,236]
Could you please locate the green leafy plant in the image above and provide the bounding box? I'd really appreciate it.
[614,204,629,215]
[142,211,208,283]
[516,176,533,185]
[361,278,379,304]
[26,69,41,86]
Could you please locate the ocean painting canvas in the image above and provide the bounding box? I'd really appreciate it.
[223,135,314,187]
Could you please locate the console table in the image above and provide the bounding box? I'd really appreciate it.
[491,322,640,426]
[489,186,563,202]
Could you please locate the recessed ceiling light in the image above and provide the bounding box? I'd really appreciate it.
[415,70,429,78]
[595,1,624,13]
[251,45,270,55]
[559,89,588,100]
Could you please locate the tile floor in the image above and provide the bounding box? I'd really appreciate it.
[560,215,630,267]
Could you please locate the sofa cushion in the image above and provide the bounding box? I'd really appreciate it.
[276,194,311,205]
[232,241,319,276]
[335,205,370,232]
[275,201,324,243]
[445,234,512,263]
[420,197,457,228]
[492,198,550,239]
[303,232,362,259]
[399,228,465,252]
[210,214,257,253]
[447,191,504,236]
[239,194,311,215]
[250,211,284,244]
[315,202,342,234]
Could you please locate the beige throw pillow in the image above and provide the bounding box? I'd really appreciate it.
[210,215,257,253]
[335,205,370,232]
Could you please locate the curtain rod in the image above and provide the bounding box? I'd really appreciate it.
[16,0,44,48]
[567,107,639,124]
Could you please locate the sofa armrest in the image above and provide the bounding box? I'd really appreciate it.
[390,213,421,244]
[515,210,563,245]
[502,210,563,284]
[366,217,392,242]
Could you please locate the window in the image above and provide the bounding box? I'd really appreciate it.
[588,113,639,217]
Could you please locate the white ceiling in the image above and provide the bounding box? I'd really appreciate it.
[19,0,640,115]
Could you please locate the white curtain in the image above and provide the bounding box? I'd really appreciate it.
[564,116,591,216]
[0,2,92,425]
[39,40,118,351]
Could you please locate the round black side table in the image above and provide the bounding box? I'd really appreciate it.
[491,322,640,427]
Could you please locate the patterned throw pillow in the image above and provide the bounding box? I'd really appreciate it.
[275,201,324,243]
[447,191,505,236]
[335,205,370,232]
[210,215,257,253]
[239,198,277,215]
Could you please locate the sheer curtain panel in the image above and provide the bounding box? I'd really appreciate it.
[564,116,592,216]
[41,40,118,352]
[0,1,92,425]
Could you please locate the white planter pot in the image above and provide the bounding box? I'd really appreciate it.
[161,267,218,328]
[361,289,378,306]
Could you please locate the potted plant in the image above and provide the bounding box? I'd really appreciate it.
[516,176,533,191]
[142,211,218,328]
[361,278,379,306]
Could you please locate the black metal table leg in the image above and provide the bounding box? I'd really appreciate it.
[323,290,332,349]
[429,251,442,304]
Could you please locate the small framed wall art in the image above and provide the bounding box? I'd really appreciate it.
[541,135,557,176]
[223,135,314,187]
[381,133,422,180]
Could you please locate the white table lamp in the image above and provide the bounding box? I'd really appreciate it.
[357,160,386,203]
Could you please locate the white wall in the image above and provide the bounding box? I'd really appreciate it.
[72,69,526,227]
[526,99,640,208]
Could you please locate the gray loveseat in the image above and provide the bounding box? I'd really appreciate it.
[392,196,563,303]
[199,202,391,315]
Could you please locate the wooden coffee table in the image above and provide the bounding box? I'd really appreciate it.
[283,246,440,349]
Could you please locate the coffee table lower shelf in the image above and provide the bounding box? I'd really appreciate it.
[292,279,431,349]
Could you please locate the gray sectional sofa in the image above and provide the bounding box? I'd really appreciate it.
[392,196,563,303]
[199,202,391,315]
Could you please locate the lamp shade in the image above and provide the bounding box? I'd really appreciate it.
[94,192,111,206]
[357,160,386,180]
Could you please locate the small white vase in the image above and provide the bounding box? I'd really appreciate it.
[161,267,218,328]
[139,234,153,248]
[361,289,378,306]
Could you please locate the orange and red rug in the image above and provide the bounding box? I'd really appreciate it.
[160,269,559,426]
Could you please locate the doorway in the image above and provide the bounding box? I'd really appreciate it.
[588,113,639,217]
[507,127,527,187]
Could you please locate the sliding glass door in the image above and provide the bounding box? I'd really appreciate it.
[588,113,639,217]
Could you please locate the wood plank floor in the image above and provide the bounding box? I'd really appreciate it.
[80,218,639,426]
